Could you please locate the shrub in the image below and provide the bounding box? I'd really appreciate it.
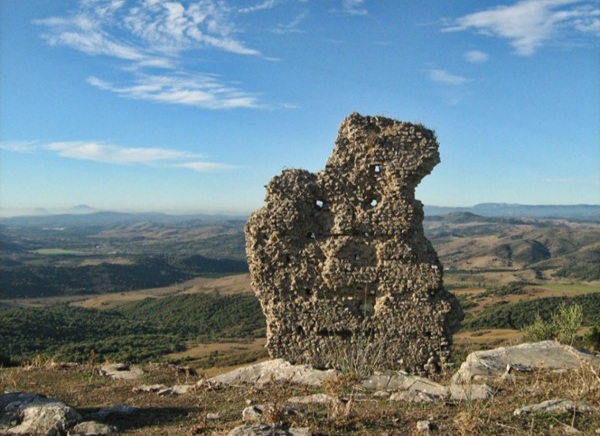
[521,303,583,346]
[584,317,600,352]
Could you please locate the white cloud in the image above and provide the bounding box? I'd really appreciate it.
[239,0,279,14]
[272,11,308,34]
[35,14,174,68]
[43,140,236,172]
[443,0,600,56]
[35,0,263,109]
[122,0,261,56]
[0,141,38,153]
[341,0,367,16]
[178,161,237,172]
[427,69,468,85]
[464,50,490,63]
[45,141,198,164]
[87,73,260,109]
[37,0,260,59]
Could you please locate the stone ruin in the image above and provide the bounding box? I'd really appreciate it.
[245,113,463,374]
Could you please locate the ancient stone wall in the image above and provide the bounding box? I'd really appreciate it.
[245,113,463,374]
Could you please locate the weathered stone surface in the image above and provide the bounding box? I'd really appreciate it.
[390,390,437,403]
[242,406,264,424]
[241,404,299,424]
[132,384,167,393]
[362,372,448,398]
[452,341,600,384]
[416,420,435,433]
[208,359,337,387]
[287,393,334,405]
[513,399,596,416]
[245,113,462,374]
[68,421,117,435]
[0,392,81,435]
[99,363,143,380]
[228,424,310,436]
[449,384,494,401]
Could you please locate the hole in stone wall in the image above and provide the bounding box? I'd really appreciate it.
[354,254,360,261]
[304,287,312,296]
[369,198,379,207]
[317,329,352,339]
[296,326,305,335]
[360,302,375,317]
[373,164,382,174]
[307,232,316,240]
[315,199,324,209]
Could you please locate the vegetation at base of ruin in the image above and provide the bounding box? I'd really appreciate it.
[0,294,265,365]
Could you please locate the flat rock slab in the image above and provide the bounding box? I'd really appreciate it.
[452,341,600,384]
[241,404,300,424]
[287,394,334,405]
[362,372,448,398]
[0,392,81,435]
[514,399,596,416]
[100,363,144,380]
[390,390,438,403]
[208,359,337,387]
[210,359,496,403]
[449,384,494,401]
[69,421,117,435]
[228,424,310,436]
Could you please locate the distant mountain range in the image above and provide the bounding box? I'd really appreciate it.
[0,211,248,227]
[0,203,598,227]
[424,203,599,221]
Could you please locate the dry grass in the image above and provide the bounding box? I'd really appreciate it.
[2,355,599,435]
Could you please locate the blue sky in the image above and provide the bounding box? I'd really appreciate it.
[1,0,599,216]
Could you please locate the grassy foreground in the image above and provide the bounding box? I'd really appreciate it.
[1,356,599,435]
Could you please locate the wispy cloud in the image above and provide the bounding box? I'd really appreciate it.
[341,0,368,16]
[239,0,279,14]
[443,0,600,56]
[122,1,261,56]
[45,141,199,165]
[178,161,237,172]
[427,69,468,85]
[0,141,38,153]
[42,141,235,172]
[35,0,263,109]
[37,0,260,59]
[87,73,260,109]
[464,50,490,63]
[272,11,308,34]
[35,14,173,68]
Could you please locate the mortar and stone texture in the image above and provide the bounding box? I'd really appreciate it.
[245,112,463,375]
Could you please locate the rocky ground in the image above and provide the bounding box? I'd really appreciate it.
[1,342,599,435]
